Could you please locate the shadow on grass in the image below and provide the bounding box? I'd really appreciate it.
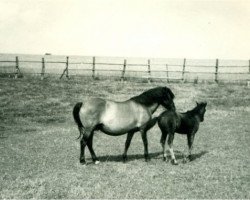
[91,150,208,163]
[189,150,208,162]
[95,151,162,163]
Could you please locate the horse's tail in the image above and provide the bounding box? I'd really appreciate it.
[73,102,84,139]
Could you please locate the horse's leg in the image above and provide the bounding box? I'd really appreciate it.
[141,130,150,162]
[86,131,99,164]
[144,117,158,131]
[138,117,158,162]
[160,132,168,161]
[122,131,135,163]
[80,136,87,165]
[79,128,92,165]
[168,132,178,165]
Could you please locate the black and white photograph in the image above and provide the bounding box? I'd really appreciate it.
[0,0,249,199]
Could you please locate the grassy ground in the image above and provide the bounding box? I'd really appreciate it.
[0,76,249,199]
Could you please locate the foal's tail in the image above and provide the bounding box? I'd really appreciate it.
[73,102,84,139]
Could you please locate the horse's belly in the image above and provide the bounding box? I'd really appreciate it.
[100,101,142,135]
[101,115,137,135]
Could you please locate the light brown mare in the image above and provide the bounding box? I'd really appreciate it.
[73,87,175,165]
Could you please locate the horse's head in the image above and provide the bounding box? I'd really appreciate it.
[196,101,207,122]
[159,87,176,111]
[131,86,176,111]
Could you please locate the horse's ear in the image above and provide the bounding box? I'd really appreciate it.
[204,101,207,106]
[196,101,199,106]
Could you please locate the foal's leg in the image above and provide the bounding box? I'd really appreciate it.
[122,131,135,162]
[160,132,168,161]
[168,132,178,165]
[184,133,195,162]
[87,131,99,164]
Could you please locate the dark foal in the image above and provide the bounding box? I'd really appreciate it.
[158,102,207,165]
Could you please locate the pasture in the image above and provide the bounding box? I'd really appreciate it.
[0,77,249,198]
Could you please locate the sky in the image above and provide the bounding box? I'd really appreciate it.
[0,0,249,59]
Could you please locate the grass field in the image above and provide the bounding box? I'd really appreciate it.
[0,77,249,199]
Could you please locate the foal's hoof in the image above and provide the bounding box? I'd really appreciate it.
[183,157,190,164]
[171,159,178,165]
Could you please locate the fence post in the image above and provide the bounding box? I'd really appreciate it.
[66,56,69,79]
[147,59,151,83]
[166,64,169,82]
[215,58,219,83]
[92,56,96,79]
[41,57,45,80]
[121,59,127,81]
[249,59,250,73]
[182,58,186,82]
[15,56,20,78]
[60,56,69,79]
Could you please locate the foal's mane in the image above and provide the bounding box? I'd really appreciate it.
[185,102,206,116]
[130,87,174,106]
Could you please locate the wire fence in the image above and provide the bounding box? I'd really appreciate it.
[0,54,249,83]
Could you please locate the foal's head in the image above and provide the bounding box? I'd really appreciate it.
[194,102,207,122]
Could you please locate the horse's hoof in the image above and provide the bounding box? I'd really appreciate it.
[171,159,178,165]
[80,162,87,166]
[122,156,127,163]
[80,158,87,166]
[94,160,100,165]
[145,157,151,162]
[163,157,167,161]
[188,155,193,161]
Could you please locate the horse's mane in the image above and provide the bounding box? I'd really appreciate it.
[130,87,174,106]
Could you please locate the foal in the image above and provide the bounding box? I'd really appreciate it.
[158,102,207,165]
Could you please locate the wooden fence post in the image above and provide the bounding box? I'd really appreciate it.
[60,56,69,79]
[41,57,45,80]
[92,56,96,79]
[249,59,250,73]
[15,56,20,78]
[215,58,219,83]
[121,59,127,81]
[182,58,186,82]
[166,64,169,82]
[66,56,69,79]
[147,59,151,83]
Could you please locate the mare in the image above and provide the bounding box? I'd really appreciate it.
[73,86,176,165]
[158,102,207,165]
